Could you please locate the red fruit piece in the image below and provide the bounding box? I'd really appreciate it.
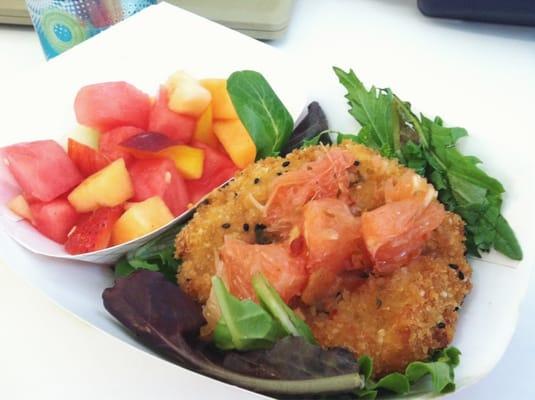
[4,140,83,202]
[265,148,355,234]
[148,87,196,143]
[303,198,362,271]
[187,141,238,203]
[220,237,308,303]
[68,138,111,177]
[74,82,151,131]
[129,158,189,216]
[100,126,145,164]
[362,196,446,274]
[65,206,124,254]
[30,198,79,244]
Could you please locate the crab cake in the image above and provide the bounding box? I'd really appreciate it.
[175,142,472,377]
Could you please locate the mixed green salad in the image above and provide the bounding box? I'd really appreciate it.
[105,68,522,399]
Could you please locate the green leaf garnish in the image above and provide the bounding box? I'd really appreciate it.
[252,273,316,344]
[334,66,522,260]
[227,70,294,158]
[213,273,317,350]
[113,223,184,282]
[212,276,286,350]
[355,347,461,398]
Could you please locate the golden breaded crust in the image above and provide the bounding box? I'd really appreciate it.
[303,212,471,377]
[176,142,472,377]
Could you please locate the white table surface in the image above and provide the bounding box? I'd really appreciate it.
[0,0,534,399]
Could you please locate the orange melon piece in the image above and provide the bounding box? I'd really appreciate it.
[158,145,205,180]
[193,104,219,148]
[212,119,256,168]
[68,158,133,212]
[7,195,32,221]
[200,79,238,120]
[111,196,173,245]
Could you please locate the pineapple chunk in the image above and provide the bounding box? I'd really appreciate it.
[166,70,211,117]
[68,158,133,212]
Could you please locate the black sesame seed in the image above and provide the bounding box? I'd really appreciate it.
[359,271,370,279]
[222,223,231,229]
[376,298,382,308]
[448,263,459,270]
[353,160,360,167]
[282,161,290,167]
[276,172,283,176]
[437,322,446,329]
[202,198,211,205]
[234,192,238,198]
[254,178,260,184]
[255,223,267,231]
[243,223,250,232]
[222,182,229,188]
[458,271,465,280]
[454,306,460,312]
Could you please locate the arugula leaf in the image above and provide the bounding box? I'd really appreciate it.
[113,223,184,282]
[333,67,402,160]
[334,67,522,260]
[227,70,294,158]
[212,276,286,350]
[252,273,316,344]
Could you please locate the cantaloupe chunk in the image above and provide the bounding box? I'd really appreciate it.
[68,158,133,212]
[193,104,219,148]
[158,145,205,179]
[200,79,238,120]
[212,119,256,168]
[111,196,173,245]
[7,194,32,221]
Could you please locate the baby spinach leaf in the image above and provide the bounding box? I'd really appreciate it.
[252,273,316,344]
[227,70,294,158]
[212,276,286,350]
[334,66,522,260]
[102,271,365,396]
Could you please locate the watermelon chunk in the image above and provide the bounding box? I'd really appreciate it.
[100,126,145,164]
[74,82,151,131]
[4,140,83,202]
[148,87,196,143]
[65,206,124,254]
[29,198,79,244]
[187,141,238,203]
[129,158,189,216]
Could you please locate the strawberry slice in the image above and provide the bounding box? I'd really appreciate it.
[65,206,124,254]
[68,138,111,177]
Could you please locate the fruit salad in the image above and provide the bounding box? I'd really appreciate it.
[3,71,254,255]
